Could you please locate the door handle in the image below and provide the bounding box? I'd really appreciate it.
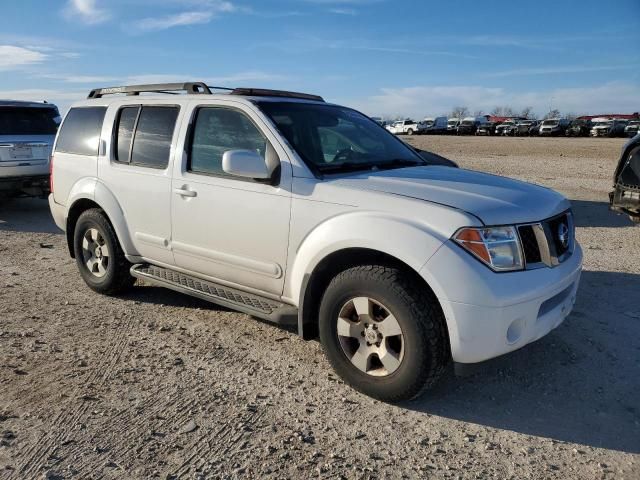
[173,187,197,198]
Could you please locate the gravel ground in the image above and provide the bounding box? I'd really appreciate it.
[1,136,639,480]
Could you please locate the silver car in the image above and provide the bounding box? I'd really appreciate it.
[0,100,60,197]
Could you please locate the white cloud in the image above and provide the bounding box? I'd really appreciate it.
[63,0,111,25]
[482,64,637,78]
[329,8,358,15]
[349,82,640,119]
[37,73,120,84]
[135,11,213,31]
[0,45,47,70]
[133,1,237,31]
[0,88,85,114]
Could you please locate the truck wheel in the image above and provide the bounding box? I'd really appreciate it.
[319,265,449,402]
[73,208,135,295]
[406,129,413,135]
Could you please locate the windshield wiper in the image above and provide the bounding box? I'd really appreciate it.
[317,161,379,174]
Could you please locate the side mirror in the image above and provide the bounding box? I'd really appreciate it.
[222,149,271,179]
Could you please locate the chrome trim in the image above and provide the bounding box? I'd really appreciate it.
[517,210,574,270]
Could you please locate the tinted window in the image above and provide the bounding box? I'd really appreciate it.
[114,107,138,162]
[130,106,179,168]
[0,107,59,135]
[190,108,267,176]
[55,107,106,155]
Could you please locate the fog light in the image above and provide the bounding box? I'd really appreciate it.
[506,318,525,344]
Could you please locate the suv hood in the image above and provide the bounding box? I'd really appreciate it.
[332,166,569,225]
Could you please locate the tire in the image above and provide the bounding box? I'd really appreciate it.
[406,129,413,136]
[73,208,135,295]
[319,265,449,402]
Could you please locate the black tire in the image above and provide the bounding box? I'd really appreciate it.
[406,129,413,136]
[319,265,449,402]
[73,208,135,295]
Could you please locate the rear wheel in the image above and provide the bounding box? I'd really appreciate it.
[406,129,414,135]
[73,209,135,295]
[319,265,449,402]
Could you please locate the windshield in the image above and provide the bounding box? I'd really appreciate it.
[500,122,514,126]
[257,102,424,173]
[594,121,612,127]
[461,120,474,126]
[542,120,559,126]
[0,106,59,135]
[628,121,640,126]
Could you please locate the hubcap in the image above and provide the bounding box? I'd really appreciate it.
[81,228,110,278]
[336,296,404,377]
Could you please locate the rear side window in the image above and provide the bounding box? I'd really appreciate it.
[55,107,107,155]
[114,106,179,169]
[0,107,59,135]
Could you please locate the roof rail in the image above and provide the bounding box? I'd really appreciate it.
[230,88,324,102]
[87,82,212,99]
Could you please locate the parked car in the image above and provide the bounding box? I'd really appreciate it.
[512,120,538,136]
[386,119,424,135]
[0,100,61,198]
[49,81,582,402]
[421,116,448,135]
[623,120,640,138]
[475,122,498,136]
[539,118,570,136]
[610,134,640,223]
[565,119,592,137]
[590,118,628,138]
[495,120,516,136]
[446,118,460,134]
[456,116,487,135]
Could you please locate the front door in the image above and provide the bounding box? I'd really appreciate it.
[170,102,292,296]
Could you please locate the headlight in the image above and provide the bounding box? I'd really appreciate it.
[453,226,524,272]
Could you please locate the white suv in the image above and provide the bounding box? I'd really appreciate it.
[1,100,61,197]
[49,82,582,402]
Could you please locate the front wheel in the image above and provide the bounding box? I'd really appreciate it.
[319,265,449,402]
[73,208,135,295]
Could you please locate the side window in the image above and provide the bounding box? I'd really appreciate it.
[189,107,267,176]
[55,107,107,155]
[131,106,179,168]
[114,107,138,162]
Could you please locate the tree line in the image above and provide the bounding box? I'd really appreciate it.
[449,105,577,120]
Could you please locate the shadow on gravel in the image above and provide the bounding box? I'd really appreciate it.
[570,199,634,228]
[121,285,231,311]
[407,270,640,454]
[0,197,61,234]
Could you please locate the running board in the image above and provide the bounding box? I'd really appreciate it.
[130,264,298,326]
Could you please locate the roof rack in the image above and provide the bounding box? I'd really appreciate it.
[86,82,325,102]
[87,82,212,99]
[230,88,324,102]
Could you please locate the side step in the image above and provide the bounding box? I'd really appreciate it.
[130,264,298,326]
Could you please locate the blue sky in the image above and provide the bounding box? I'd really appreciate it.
[1,0,638,118]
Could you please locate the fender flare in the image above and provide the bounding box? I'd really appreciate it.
[65,179,138,257]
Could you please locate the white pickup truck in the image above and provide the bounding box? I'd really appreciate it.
[385,119,424,135]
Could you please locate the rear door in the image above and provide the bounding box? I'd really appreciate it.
[98,102,182,265]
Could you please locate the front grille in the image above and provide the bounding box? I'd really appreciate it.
[518,225,542,264]
[516,211,574,269]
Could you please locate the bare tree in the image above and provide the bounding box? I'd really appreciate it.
[491,106,515,117]
[520,106,535,119]
[565,112,578,121]
[473,110,485,117]
[450,106,469,119]
[544,109,561,119]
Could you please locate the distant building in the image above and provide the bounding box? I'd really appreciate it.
[577,112,639,120]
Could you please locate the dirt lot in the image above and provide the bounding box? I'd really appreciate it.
[1,136,638,479]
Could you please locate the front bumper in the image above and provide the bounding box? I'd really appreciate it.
[420,240,583,364]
